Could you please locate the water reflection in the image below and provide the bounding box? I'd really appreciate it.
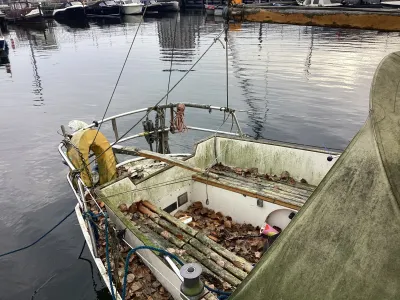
[229,24,270,140]
[158,13,203,67]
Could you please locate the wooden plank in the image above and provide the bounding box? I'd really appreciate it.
[189,238,249,280]
[211,169,315,194]
[142,200,199,237]
[215,176,307,205]
[192,175,301,210]
[195,233,254,274]
[141,218,186,248]
[113,146,219,179]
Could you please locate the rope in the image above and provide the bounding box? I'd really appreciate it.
[0,208,75,258]
[225,23,229,109]
[172,103,188,132]
[89,5,148,149]
[105,216,117,300]
[166,16,178,105]
[83,211,103,244]
[121,245,185,300]
[87,29,225,167]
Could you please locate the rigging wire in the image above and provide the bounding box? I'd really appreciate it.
[225,23,229,109]
[89,5,148,150]
[87,29,225,167]
[166,16,178,105]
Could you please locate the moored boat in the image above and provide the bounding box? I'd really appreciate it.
[214,5,224,16]
[141,0,163,13]
[0,34,8,57]
[85,0,121,17]
[116,0,143,15]
[58,101,339,299]
[157,0,180,12]
[205,4,216,14]
[53,1,86,20]
[0,10,6,31]
[5,1,43,24]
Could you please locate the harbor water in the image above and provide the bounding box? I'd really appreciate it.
[1,12,400,299]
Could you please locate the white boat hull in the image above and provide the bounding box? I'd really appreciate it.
[121,4,143,15]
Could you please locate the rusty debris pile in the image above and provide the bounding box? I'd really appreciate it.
[175,202,265,264]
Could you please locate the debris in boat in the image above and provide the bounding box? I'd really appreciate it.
[175,202,265,263]
[128,203,138,214]
[89,202,173,300]
[118,203,128,213]
[211,162,299,186]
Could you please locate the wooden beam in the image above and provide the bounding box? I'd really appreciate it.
[192,175,301,210]
[113,146,219,179]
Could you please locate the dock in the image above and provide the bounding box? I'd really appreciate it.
[226,5,400,31]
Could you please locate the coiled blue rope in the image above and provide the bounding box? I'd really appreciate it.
[0,208,75,259]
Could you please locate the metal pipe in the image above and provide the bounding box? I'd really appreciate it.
[82,103,243,130]
[78,178,98,258]
[58,143,76,170]
[186,126,240,136]
[112,127,170,145]
[67,174,84,209]
[115,153,191,168]
[84,107,149,129]
[232,113,244,137]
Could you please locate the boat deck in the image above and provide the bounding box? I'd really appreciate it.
[129,200,255,291]
[194,164,316,210]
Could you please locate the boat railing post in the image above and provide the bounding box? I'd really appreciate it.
[232,112,244,137]
[77,177,99,258]
[111,118,119,142]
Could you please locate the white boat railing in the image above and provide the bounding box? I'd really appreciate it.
[80,102,244,143]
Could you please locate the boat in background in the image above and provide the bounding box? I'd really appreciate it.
[116,0,143,15]
[0,34,10,74]
[141,0,162,13]
[5,1,44,24]
[53,1,86,20]
[85,0,121,17]
[0,34,8,57]
[214,5,224,16]
[0,10,6,31]
[157,0,180,12]
[205,4,216,14]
